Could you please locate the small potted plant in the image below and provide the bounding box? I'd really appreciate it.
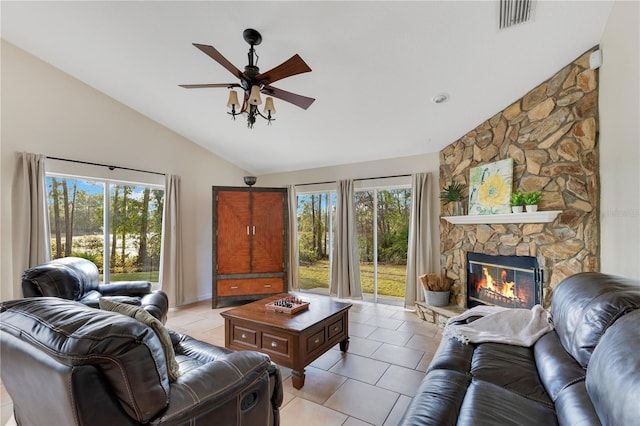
[523,191,542,212]
[510,191,525,213]
[440,182,466,216]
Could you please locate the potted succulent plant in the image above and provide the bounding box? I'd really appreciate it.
[510,191,525,213]
[523,191,542,212]
[440,182,466,216]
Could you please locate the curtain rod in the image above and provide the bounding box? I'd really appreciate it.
[295,173,411,187]
[46,156,165,177]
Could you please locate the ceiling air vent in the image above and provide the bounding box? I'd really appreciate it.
[499,0,535,29]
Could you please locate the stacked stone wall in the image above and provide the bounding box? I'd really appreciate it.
[440,47,600,308]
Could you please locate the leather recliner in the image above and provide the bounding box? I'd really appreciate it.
[0,297,283,425]
[22,256,169,323]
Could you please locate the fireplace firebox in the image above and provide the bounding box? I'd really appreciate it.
[466,252,542,309]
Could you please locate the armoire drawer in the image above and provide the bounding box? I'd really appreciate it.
[217,278,284,296]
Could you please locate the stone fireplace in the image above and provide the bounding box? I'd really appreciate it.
[439,47,600,309]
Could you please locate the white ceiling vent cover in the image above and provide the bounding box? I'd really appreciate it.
[499,0,535,29]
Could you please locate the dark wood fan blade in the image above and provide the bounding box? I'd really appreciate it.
[256,54,311,85]
[193,43,249,80]
[264,86,315,110]
[179,83,241,89]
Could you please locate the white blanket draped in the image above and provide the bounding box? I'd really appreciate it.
[443,304,554,347]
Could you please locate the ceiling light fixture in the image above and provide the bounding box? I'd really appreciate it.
[180,28,314,129]
[226,84,276,128]
[226,30,276,128]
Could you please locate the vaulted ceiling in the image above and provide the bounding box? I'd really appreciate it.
[1,1,613,174]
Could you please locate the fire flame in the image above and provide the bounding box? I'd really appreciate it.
[469,262,536,308]
[480,267,516,299]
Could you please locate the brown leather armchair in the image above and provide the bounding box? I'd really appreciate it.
[0,297,283,425]
[22,256,169,323]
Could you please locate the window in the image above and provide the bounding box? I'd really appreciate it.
[47,175,164,286]
[296,184,411,305]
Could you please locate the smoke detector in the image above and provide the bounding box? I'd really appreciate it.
[431,93,450,104]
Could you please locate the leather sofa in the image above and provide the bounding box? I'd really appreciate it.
[22,256,169,323]
[0,297,283,425]
[400,272,640,425]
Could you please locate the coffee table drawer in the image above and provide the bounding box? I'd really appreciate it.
[232,325,258,348]
[306,330,325,354]
[328,318,344,339]
[262,333,290,357]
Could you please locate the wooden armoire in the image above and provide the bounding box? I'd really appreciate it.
[212,186,288,308]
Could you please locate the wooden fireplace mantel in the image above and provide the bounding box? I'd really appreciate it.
[442,210,561,225]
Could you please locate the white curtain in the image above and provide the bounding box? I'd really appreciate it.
[159,174,184,307]
[330,179,362,299]
[12,152,52,297]
[287,185,300,291]
[405,172,434,307]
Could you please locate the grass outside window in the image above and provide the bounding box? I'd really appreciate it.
[299,260,406,297]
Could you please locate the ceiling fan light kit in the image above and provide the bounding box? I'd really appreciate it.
[226,90,240,109]
[264,97,276,115]
[248,85,262,105]
[180,28,313,129]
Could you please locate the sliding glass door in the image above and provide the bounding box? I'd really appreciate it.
[296,185,410,305]
[355,187,411,304]
[297,191,336,295]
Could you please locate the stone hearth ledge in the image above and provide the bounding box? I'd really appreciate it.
[415,301,465,327]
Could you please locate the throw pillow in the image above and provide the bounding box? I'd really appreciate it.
[99,298,180,382]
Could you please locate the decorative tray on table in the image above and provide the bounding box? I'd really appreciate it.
[265,296,309,314]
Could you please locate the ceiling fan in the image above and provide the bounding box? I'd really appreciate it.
[180,28,315,128]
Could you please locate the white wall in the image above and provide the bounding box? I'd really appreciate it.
[599,0,640,279]
[258,153,442,273]
[1,41,249,304]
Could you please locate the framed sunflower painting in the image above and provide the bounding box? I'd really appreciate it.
[468,158,513,215]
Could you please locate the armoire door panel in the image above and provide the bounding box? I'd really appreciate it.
[217,191,251,274]
[251,192,284,273]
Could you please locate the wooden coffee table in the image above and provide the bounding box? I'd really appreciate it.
[221,294,352,389]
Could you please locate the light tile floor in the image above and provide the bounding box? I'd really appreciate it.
[1,293,442,426]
